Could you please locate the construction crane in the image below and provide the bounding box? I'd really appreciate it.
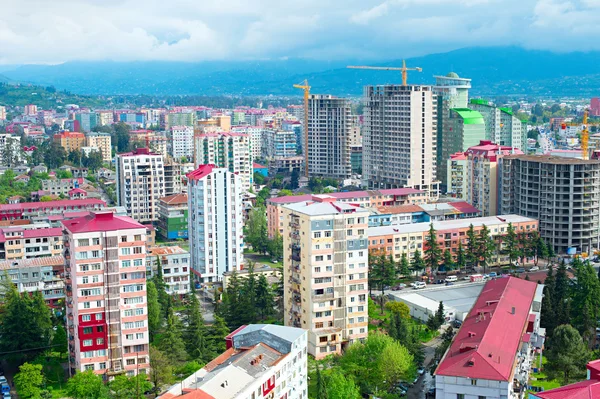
[293,79,310,177]
[582,110,589,160]
[347,60,422,86]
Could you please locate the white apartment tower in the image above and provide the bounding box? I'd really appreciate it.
[307,95,352,179]
[62,212,150,378]
[115,148,165,224]
[193,132,252,193]
[282,195,369,359]
[362,85,439,199]
[168,126,194,160]
[231,126,264,158]
[187,164,244,283]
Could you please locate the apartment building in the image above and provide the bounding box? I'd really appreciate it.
[0,133,21,166]
[0,226,63,260]
[75,112,98,133]
[231,126,264,158]
[157,193,188,240]
[0,256,65,308]
[42,177,85,197]
[187,164,243,283]
[500,154,600,254]
[448,140,523,216]
[469,99,526,151]
[263,129,297,159]
[282,195,369,359]
[62,212,149,378]
[168,126,194,160]
[362,84,439,199]
[0,106,6,121]
[53,131,86,153]
[266,188,427,238]
[307,95,352,179]
[193,132,252,193]
[24,104,38,116]
[158,324,307,399]
[166,112,195,128]
[86,133,112,163]
[0,199,106,221]
[163,160,182,196]
[146,246,190,296]
[115,148,165,224]
[368,215,538,266]
[435,277,543,399]
[268,156,304,176]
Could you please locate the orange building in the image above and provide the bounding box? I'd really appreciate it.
[53,131,85,153]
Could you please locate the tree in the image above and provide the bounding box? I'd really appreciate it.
[465,224,478,268]
[159,314,188,365]
[146,280,161,342]
[546,325,590,384]
[435,301,445,327]
[245,207,269,254]
[68,150,82,165]
[443,249,454,270]
[315,366,328,399]
[504,223,519,266]
[385,301,410,320]
[572,262,600,344]
[255,274,275,320]
[206,315,229,354]
[477,225,496,273]
[426,315,439,332]
[534,234,549,267]
[424,224,442,271]
[290,169,300,190]
[221,271,249,328]
[541,267,557,336]
[456,241,466,272]
[554,263,571,326]
[398,252,410,277]
[109,374,151,399]
[149,346,174,390]
[267,232,283,260]
[411,250,425,276]
[66,370,109,399]
[14,362,44,399]
[43,142,67,169]
[326,369,361,399]
[183,291,210,362]
[379,339,416,391]
[52,324,68,356]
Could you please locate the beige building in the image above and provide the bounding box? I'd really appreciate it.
[282,195,369,359]
[86,133,112,163]
[53,131,86,153]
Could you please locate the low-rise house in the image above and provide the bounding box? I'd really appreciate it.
[41,177,84,196]
[146,246,191,296]
[157,193,188,240]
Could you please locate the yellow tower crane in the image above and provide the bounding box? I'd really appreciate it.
[582,109,590,160]
[293,79,310,177]
[347,59,422,86]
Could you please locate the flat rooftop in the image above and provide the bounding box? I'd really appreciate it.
[389,283,485,316]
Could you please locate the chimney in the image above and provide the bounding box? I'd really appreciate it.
[511,307,516,315]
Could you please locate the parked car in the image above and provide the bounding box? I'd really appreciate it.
[488,272,497,279]
[417,367,425,375]
[413,282,427,289]
[1,383,9,395]
[528,266,540,272]
[393,283,407,290]
[453,319,462,328]
[0,377,6,386]
[435,279,444,284]
[3,393,11,399]
[516,268,526,273]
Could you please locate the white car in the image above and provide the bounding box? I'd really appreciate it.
[528,266,540,272]
[413,282,427,290]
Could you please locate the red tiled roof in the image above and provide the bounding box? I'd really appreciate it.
[267,188,424,205]
[379,188,424,196]
[69,188,87,195]
[160,193,188,205]
[377,204,424,214]
[435,277,538,381]
[62,212,145,234]
[186,164,216,181]
[534,379,600,399]
[0,199,106,212]
[448,201,481,214]
[252,162,267,169]
[23,227,62,238]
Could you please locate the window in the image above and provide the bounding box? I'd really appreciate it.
[97,326,104,333]
[325,231,332,237]
[97,338,104,345]
[315,322,324,329]
[78,239,90,247]
[133,259,143,267]
[82,315,91,322]
[83,302,90,309]
[99,363,106,370]
[83,339,93,346]
[83,327,93,334]
[84,364,94,371]
[91,263,101,270]
[471,380,477,386]
[134,234,141,241]
[314,267,321,273]
[126,334,134,340]
[121,260,131,268]
[457,395,465,399]
[314,232,321,238]
[315,256,323,262]
[80,264,89,272]
[136,333,144,339]
[121,248,131,255]
[478,396,486,399]
[126,359,136,365]
[92,275,99,283]
[96,313,103,320]
[91,250,100,258]
[133,247,143,254]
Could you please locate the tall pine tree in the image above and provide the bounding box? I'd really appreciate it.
[183,292,211,363]
[424,224,442,271]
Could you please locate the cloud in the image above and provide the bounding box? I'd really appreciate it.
[1,0,600,64]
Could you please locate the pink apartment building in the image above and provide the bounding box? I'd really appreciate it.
[63,212,149,379]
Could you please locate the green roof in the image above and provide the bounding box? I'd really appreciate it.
[451,108,485,125]
[499,107,514,115]
[470,98,489,105]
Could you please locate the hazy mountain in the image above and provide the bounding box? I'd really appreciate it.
[3,47,600,97]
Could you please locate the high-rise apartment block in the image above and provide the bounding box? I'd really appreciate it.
[469,99,526,151]
[75,112,98,133]
[187,165,243,283]
[24,104,38,116]
[168,126,194,160]
[500,154,600,254]
[54,131,86,153]
[193,132,252,193]
[362,85,439,199]
[448,140,522,216]
[232,126,264,158]
[0,133,21,166]
[86,132,112,163]
[307,95,352,179]
[166,112,195,128]
[115,148,165,223]
[263,129,297,158]
[62,212,150,377]
[438,108,486,187]
[282,195,369,359]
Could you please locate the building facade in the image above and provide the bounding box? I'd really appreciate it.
[163,161,182,196]
[469,99,526,151]
[86,133,112,163]
[146,246,190,296]
[307,95,352,179]
[53,131,86,153]
[193,132,252,193]
[500,155,600,254]
[157,193,188,240]
[75,112,98,133]
[187,165,243,282]
[168,126,194,160]
[62,212,150,377]
[263,129,297,159]
[0,199,106,221]
[362,84,439,199]
[115,148,165,224]
[282,195,369,359]
[231,126,264,158]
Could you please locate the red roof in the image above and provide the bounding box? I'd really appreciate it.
[186,164,216,181]
[68,188,87,195]
[0,199,106,212]
[23,227,62,239]
[62,212,145,234]
[379,188,424,196]
[449,201,481,214]
[435,277,538,381]
[252,162,267,169]
[268,188,424,205]
[533,379,600,399]
[160,193,188,205]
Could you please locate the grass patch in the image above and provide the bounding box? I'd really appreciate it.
[528,354,561,392]
[245,253,281,268]
[367,297,438,342]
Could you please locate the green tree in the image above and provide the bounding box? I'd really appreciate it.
[379,339,416,391]
[326,369,361,399]
[43,142,67,169]
[66,370,109,399]
[541,267,557,336]
[315,366,328,399]
[477,225,496,273]
[255,274,275,320]
[424,224,442,271]
[443,249,454,270]
[253,172,265,186]
[51,324,68,356]
[206,315,229,354]
[572,261,600,344]
[267,232,283,260]
[385,301,410,319]
[245,207,269,254]
[398,252,410,277]
[534,234,549,267]
[14,362,44,399]
[183,291,210,362]
[109,374,152,399]
[546,324,590,384]
[456,241,466,271]
[146,280,161,342]
[68,150,82,165]
[504,222,519,266]
[411,250,425,277]
[220,271,247,328]
[465,224,478,268]
[435,301,445,327]
[554,263,571,326]
[159,314,188,365]
[149,346,174,390]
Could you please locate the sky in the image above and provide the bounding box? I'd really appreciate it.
[2,0,600,64]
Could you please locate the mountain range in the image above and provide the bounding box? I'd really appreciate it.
[2,46,600,97]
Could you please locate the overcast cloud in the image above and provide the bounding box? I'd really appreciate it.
[1,0,600,64]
